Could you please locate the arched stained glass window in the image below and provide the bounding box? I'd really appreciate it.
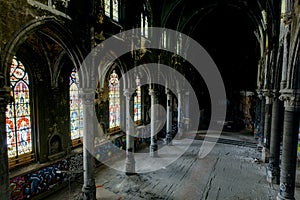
[70,68,83,142]
[6,57,32,158]
[134,76,141,122]
[109,70,120,129]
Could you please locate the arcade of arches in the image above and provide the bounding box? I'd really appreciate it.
[0,0,300,200]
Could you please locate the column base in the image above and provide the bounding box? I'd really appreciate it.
[267,165,280,184]
[150,144,158,157]
[261,147,270,163]
[164,132,173,145]
[177,129,183,139]
[277,193,295,200]
[125,149,135,174]
[82,185,96,200]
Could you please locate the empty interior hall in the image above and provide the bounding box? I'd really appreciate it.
[1,0,300,200]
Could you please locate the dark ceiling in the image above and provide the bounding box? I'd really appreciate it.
[158,0,264,96]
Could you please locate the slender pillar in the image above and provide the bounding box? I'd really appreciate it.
[149,88,158,157]
[254,97,261,139]
[267,95,283,184]
[259,97,266,146]
[81,89,96,200]
[177,89,183,138]
[165,89,173,144]
[124,89,136,174]
[0,86,12,200]
[183,90,190,131]
[262,93,272,162]
[277,92,300,200]
[264,95,272,148]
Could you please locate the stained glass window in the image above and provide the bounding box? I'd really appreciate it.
[112,0,119,21]
[70,68,83,140]
[104,0,119,22]
[109,70,120,129]
[104,0,110,17]
[141,13,144,36]
[141,4,149,38]
[6,57,32,158]
[144,15,148,38]
[162,30,167,48]
[134,76,141,122]
[177,33,182,54]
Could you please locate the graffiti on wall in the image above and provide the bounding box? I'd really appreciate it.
[9,133,149,199]
[95,136,126,162]
[10,152,82,200]
[10,159,69,200]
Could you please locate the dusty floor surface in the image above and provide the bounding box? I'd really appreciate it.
[43,131,300,200]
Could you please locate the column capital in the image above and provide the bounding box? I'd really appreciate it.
[123,88,135,98]
[279,89,300,111]
[148,88,157,96]
[267,90,282,103]
[165,88,172,95]
[262,89,273,104]
[79,88,95,105]
[281,12,294,25]
[256,89,264,99]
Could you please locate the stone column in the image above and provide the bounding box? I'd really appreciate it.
[277,91,300,200]
[259,96,266,147]
[124,88,136,175]
[267,93,283,184]
[183,90,190,131]
[262,92,272,163]
[149,88,158,157]
[177,89,183,138]
[0,86,12,200]
[164,89,173,144]
[254,97,261,139]
[81,89,96,200]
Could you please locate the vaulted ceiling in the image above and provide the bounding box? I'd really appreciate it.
[150,0,279,96]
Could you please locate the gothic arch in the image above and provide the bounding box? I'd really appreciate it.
[1,16,85,88]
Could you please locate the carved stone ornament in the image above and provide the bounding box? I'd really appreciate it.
[281,12,293,25]
[279,89,300,111]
